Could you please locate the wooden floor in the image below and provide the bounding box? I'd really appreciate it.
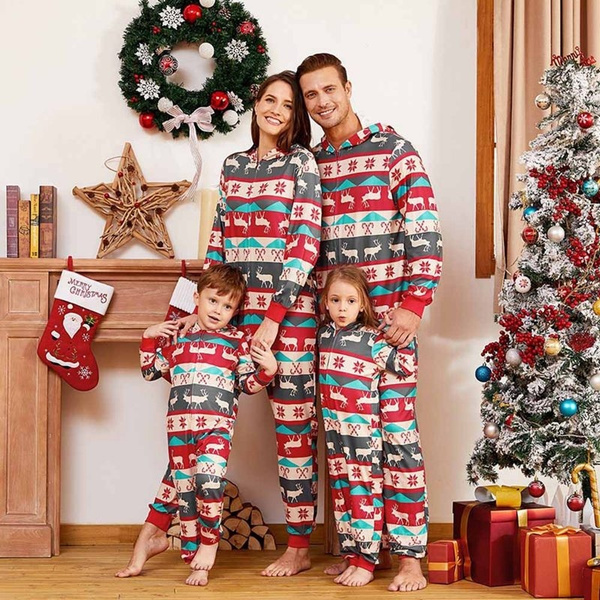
[0,545,556,600]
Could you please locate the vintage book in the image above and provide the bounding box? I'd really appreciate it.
[29,193,39,258]
[18,199,30,257]
[39,185,57,258]
[5,185,20,258]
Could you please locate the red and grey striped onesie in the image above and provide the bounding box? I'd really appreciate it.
[319,320,416,571]
[314,123,442,558]
[204,144,322,548]
[140,323,274,563]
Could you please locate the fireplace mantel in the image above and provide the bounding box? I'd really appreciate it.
[0,258,204,557]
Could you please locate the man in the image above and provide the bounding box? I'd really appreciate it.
[296,53,442,592]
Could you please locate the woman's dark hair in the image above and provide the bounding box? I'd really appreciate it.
[250,70,311,152]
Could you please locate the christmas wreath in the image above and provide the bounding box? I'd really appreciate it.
[118,0,269,139]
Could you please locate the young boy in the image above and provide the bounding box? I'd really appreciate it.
[116,264,277,586]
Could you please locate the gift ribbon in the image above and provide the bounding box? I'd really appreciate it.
[593,568,600,598]
[475,485,526,508]
[429,540,463,580]
[163,105,215,202]
[522,524,579,596]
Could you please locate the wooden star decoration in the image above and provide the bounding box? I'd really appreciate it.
[72,143,191,258]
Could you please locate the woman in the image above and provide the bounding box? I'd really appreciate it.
[205,71,322,576]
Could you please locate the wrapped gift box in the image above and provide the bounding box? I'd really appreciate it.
[453,501,555,586]
[520,525,591,597]
[583,525,600,556]
[427,539,463,584]
[583,564,600,600]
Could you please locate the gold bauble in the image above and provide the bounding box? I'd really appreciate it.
[593,299,600,316]
[544,338,562,356]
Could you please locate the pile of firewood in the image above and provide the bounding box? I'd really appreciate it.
[166,479,276,551]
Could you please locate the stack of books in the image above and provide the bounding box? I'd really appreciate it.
[5,185,58,258]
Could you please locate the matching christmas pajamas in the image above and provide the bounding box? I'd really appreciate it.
[314,123,442,557]
[318,321,416,571]
[204,144,322,547]
[140,323,273,563]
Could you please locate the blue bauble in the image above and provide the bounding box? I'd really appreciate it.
[559,398,578,417]
[582,179,599,197]
[475,365,492,382]
[523,206,538,219]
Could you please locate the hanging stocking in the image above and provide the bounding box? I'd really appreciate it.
[157,275,197,348]
[37,269,114,391]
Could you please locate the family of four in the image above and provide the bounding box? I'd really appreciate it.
[115,52,442,591]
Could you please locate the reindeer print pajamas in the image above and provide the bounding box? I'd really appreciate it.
[319,321,416,571]
[140,324,274,563]
[205,144,322,547]
[314,124,442,558]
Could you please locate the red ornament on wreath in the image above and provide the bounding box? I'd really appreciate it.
[183,4,202,23]
[521,226,539,244]
[528,480,546,498]
[577,111,594,129]
[238,20,255,35]
[567,493,585,512]
[139,112,155,129]
[210,91,229,110]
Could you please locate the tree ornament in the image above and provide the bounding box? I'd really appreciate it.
[567,493,585,512]
[199,0,215,6]
[524,206,538,219]
[559,398,578,416]
[569,332,596,352]
[593,299,600,315]
[210,90,229,110]
[544,337,562,356]
[222,109,239,126]
[198,42,214,59]
[505,414,514,428]
[521,226,539,244]
[535,93,551,110]
[158,97,174,113]
[590,373,600,391]
[483,423,499,439]
[238,21,255,35]
[158,53,179,76]
[514,274,532,294]
[547,224,565,243]
[139,112,156,128]
[183,4,202,23]
[72,143,190,258]
[506,348,522,366]
[577,111,594,129]
[475,365,492,382]
[528,479,546,498]
[582,178,599,197]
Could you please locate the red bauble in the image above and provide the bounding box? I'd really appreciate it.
[566,493,585,512]
[139,112,155,129]
[210,91,229,111]
[183,4,202,22]
[577,111,594,129]
[521,226,539,244]
[527,480,545,498]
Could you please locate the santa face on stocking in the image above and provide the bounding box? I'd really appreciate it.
[37,270,114,391]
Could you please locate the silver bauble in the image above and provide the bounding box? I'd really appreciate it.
[547,225,565,243]
[199,0,216,7]
[535,93,551,110]
[223,110,239,126]
[483,423,499,439]
[198,42,215,59]
[506,348,522,366]
[590,373,600,391]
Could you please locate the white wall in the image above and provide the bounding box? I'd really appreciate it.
[0,0,506,525]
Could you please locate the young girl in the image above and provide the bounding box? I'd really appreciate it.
[318,265,417,587]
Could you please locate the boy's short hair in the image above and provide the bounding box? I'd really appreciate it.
[197,264,246,309]
[296,53,348,85]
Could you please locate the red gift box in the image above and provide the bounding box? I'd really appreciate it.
[520,524,592,597]
[453,501,555,586]
[583,564,600,600]
[427,539,463,584]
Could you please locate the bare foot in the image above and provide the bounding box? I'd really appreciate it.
[324,559,349,575]
[388,557,427,592]
[376,548,392,570]
[186,569,209,586]
[334,565,374,587]
[190,542,218,571]
[115,522,169,577]
[261,546,311,577]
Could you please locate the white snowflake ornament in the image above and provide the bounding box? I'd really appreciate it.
[137,78,161,100]
[159,6,184,29]
[227,91,244,112]
[225,40,249,63]
[135,43,153,66]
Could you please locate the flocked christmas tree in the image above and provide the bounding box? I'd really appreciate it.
[468,49,600,506]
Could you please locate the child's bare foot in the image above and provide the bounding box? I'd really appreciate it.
[186,569,209,586]
[324,558,348,575]
[334,565,374,587]
[261,546,311,576]
[388,557,427,592]
[115,522,169,577]
[376,548,392,570]
[190,542,219,571]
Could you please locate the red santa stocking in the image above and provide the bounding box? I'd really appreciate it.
[37,269,114,391]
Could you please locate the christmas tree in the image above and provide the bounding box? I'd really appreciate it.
[468,50,600,493]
